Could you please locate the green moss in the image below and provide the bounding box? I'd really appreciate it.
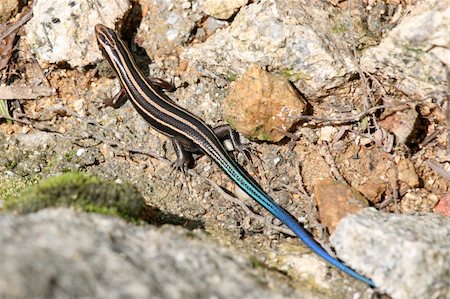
[331,21,348,34]
[0,175,40,201]
[64,150,77,162]
[4,172,148,223]
[281,69,311,81]
[225,116,238,130]
[252,125,272,142]
[44,157,58,171]
[4,158,18,170]
[250,256,263,269]
[402,42,424,55]
[224,72,238,82]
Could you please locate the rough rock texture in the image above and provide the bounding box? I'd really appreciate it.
[182,0,356,98]
[361,0,449,103]
[378,108,418,144]
[0,208,291,299]
[224,64,306,142]
[434,193,450,217]
[331,208,450,299]
[135,0,203,59]
[314,177,369,233]
[25,0,130,67]
[0,0,18,23]
[203,0,248,19]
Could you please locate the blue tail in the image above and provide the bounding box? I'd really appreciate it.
[219,158,375,287]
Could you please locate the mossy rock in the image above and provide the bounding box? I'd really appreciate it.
[4,172,149,222]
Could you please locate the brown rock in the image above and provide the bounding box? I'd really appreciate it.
[434,194,450,217]
[379,108,418,143]
[224,64,306,142]
[356,180,386,204]
[397,159,420,188]
[314,177,369,234]
[0,0,19,23]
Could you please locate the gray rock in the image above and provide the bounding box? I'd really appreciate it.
[361,0,449,104]
[25,0,130,67]
[330,207,450,299]
[136,0,204,60]
[0,208,291,299]
[182,0,357,98]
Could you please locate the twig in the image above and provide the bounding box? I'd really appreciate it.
[426,160,450,181]
[0,7,33,41]
[419,129,442,148]
[347,0,376,111]
[319,141,346,183]
[292,104,392,124]
[332,125,349,144]
[446,66,450,158]
[378,155,400,211]
[0,85,55,99]
[89,132,169,164]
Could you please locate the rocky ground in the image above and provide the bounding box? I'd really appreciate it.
[0,0,449,299]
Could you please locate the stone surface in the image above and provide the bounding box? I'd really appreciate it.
[203,0,248,19]
[182,0,357,98]
[361,0,449,104]
[224,64,306,142]
[0,208,290,299]
[356,180,386,204]
[331,208,450,299]
[397,158,419,188]
[135,0,203,59]
[378,107,418,144]
[399,189,439,213]
[314,177,369,233]
[25,0,130,67]
[434,193,450,217]
[0,0,18,23]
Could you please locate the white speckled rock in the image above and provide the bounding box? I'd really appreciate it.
[182,0,357,98]
[135,0,204,60]
[361,0,449,104]
[330,208,450,299]
[25,0,130,67]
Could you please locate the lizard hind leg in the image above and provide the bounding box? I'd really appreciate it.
[213,124,252,162]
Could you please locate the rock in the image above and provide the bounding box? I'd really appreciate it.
[318,126,338,143]
[361,0,449,103]
[314,177,369,234]
[135,0,203,60]
[16,131,56,148]
[223,64,306,142]
[397,158,419,188]
[0,208,288,299]
[266,243,330,289]
[25,0,130,67]
[379,107,418,144]
[434,193,450,217]
[399,189,439,213]
[0,0,18,23]
[182,0,357,98]
[203,0,248,20]
[330,208,450,299]
[356,180,386,204]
